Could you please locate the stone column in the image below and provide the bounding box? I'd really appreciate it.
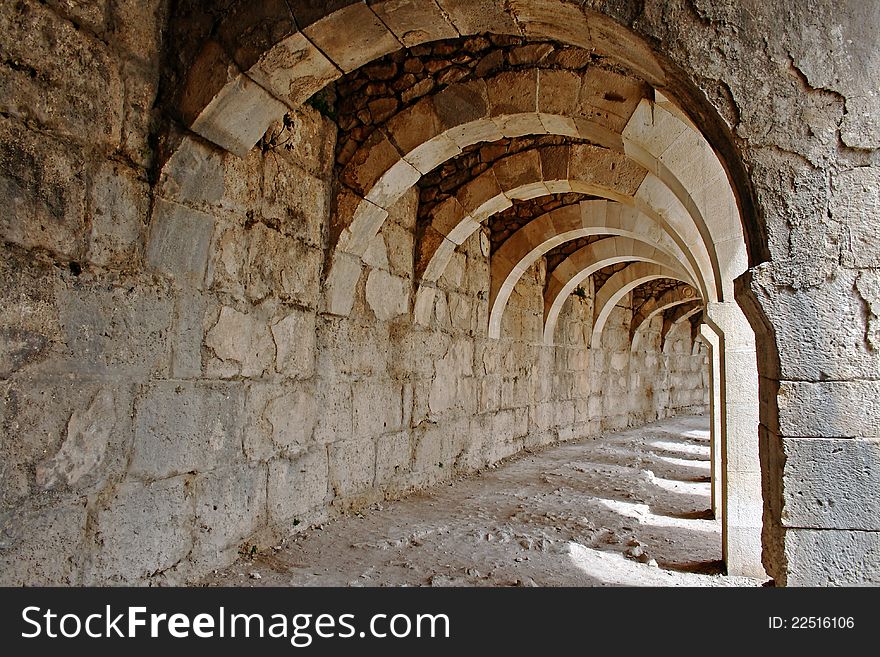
[705,301,765,578]
[699,323,723,519]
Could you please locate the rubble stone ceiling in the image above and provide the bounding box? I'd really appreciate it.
[488,193,602,250]
[590,262,629,293]
[543,233,608,273]
[662,300,702,325]
[415,135,590,222]
[332,34,649,170]
[327,33,702,316]
[632,279,695,315]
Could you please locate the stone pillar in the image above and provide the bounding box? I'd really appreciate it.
[705,301,765,578]
[699,323,722,519]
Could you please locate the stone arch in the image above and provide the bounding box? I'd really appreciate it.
[411,146,721,327]
[326,82,738,315]
[591,262,691,348]
[177,1,669,155]
[630,284,701,353]
[488,199,706,340]
[661,302,704,350]
[542,238,692,345]
[165,0,774,581]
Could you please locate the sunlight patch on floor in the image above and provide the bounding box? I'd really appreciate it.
[649,440,710,456]
[597,498,716,531]
[566,542,739,587]
[654,454,710,470]
[647,474,709,496]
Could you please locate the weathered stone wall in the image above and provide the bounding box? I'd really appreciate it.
[1,0,705,585]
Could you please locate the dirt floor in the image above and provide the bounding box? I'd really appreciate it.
[201,416,764,587]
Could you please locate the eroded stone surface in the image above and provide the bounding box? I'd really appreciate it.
[1,0,877,589]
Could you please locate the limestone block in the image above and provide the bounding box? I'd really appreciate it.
[206,223,249,300]
[271,308,317,378]
[34,388,120,492]
[341,132,402,198]
[265,383,317,456]
[405,134,462,175]
[492,112,548,139]
[269,108,337,179]
[0,379,132,506]
[88,477,193,584]
[246,226,322,308]
[363,232,390,270]
[316,316,390,376]
[0,116,87,258]
[412,420,464,476]
[492,150,543,191]
[365,158,421,209]
[247,32,341,109]
[432,79,491,131]
[130,381,245,480]
[746,266,880,381]
[487,70,538,117]
[568,143,647,195]
[108,0,164,61]
[778,380,880,439]
[444,117,505,150]
[262,156,329,248]
[781,437,880,530]
[44,0,107,33]
[538,70,581,115]
[352,379,403,438]
[447,292,473,334]
[856,270,880,351]
[205,306,275,378]
[371,0,458,46]
[189,63,288,158]
[0,255,57,378]
[385,97,444,155]
[491,408,517,440]
[240,383,278,462]
[118,59,160,169]
[88,161,149,267]
[366,268,411,321]
[0,0,123,148]
[329,438,376,496]
[303,4,401,74]
[375,431,412,484]
[381,221,415,278]
[147,199,214,286]
[479,375,502,413]
[539,113,579,138]
[439,251,466,289]
[506,0,592,49]
[324,252,363,316]
[387,186,419,231]
[831,167,880,268]
[157,137,225,209]
[312,378,353,445]
[267,448,329,527]
[51,278,174,377]
[0,498,87,586]
[192,462,267,562]
[434,0,520,35]
[784,528,880,586]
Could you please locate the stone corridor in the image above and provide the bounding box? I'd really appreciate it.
[1,0,878,588]
[202,416,759,587]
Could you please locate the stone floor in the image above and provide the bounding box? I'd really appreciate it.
[201,416,763,587]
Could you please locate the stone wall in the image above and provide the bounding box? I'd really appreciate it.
[0,0,707,585]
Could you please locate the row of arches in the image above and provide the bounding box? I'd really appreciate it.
[167,0,769,578]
